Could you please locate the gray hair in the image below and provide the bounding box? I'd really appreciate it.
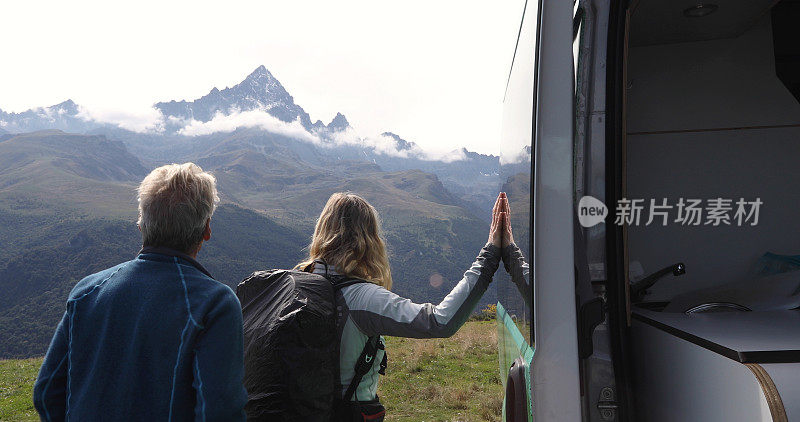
[137,163,219,253]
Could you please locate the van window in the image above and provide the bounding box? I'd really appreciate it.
[498,0,536,348]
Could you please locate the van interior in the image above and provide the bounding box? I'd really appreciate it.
[624,0,800,419]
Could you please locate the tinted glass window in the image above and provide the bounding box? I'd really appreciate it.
[497,0,536,346]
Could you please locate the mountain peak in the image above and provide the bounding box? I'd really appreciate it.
[245,65,273,83]
[39,100,80,116]
[381,131,417,151]
[154,65,308,125]
[52,99,79,115]
[327,112,350,132]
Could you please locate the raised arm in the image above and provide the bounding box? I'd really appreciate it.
[499,192,531,309]
[344,193,506,338]
[503,243,531,309]
[345,243,501,338]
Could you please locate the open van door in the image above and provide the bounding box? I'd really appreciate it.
[497,0,582,420]
[504,0,800,419]
[527,0,582,419]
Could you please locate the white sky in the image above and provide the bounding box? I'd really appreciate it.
[0,0,524,155]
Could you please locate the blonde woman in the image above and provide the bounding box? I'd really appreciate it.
[297,191,509,418]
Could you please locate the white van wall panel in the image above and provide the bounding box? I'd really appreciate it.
[626,16,800,134]
[631,320,772,422]
[626,128,800,298]
[625,14,800,298]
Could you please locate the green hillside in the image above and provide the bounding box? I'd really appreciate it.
[0,131,146,218]
[0,320,502,422]
[0,204,307,358]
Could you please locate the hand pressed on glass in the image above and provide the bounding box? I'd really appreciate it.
[500,192,515,248]
[489,192,515,248]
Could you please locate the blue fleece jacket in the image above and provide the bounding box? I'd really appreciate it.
[33,248,247,421]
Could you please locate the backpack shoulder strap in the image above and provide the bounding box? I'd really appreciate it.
[322,272,389,402]
[332,278,367,290]
[342,335,385,402]
[315,260,367,291]
[326,274,368,291]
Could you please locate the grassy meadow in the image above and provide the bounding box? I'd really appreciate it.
[0,320,503,422]
[0,357,39,421]
[379,320,503,421]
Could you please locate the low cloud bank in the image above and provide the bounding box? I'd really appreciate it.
[326,127,466,163]
[499,148,531,165]
[77,105,166,133]
[178,108,466,162]
[76,105,466,163]
[179,109,321,145]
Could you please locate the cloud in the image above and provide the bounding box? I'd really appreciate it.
[421,146,468,163]
[366,133,415,158]
[499,147,531,165]
[326,127,466,162]
[177,108,466,162]
[72,103,467,163]
[77,105,165,133]
[179,109,322,144]
[327,129,412,158]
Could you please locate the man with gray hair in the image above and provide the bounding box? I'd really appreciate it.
[33,163,247,421]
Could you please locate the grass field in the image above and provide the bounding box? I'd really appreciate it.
[0,357,39,421]
[379,320,503,421]
[0,321,503,422]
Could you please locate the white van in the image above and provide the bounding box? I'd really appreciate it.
[496,0,800,421]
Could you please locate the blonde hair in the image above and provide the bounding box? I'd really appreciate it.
[137,163,219,253]
[296,192,393,290]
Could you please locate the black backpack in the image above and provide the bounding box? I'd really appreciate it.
[236,269,386,422]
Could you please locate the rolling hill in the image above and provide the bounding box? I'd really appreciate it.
[0,130,146,218]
